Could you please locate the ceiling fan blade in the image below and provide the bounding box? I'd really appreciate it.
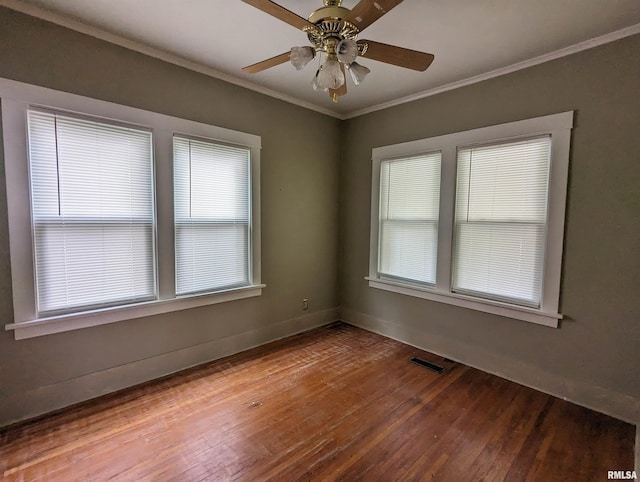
[342,0,403,32]
[329,64,347,102]
[243,51,291,73]
[358,40,434,71]
[242,0,316,31]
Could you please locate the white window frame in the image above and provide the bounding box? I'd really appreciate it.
[368,112,573,327]
[1,78,264,339]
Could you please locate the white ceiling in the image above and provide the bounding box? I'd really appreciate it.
[4,0,640,118]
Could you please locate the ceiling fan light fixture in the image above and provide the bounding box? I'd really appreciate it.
[316,58,345,90]
[336,39,359,64]
[290,46,315,70]
[347,61,371,85]
[241,0,435,102]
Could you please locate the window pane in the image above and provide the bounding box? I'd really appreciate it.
[175,224,249,293]
[454,223,545,304]
[378,152,441,284]
[380,220,439,283]
[174,137,250,295]
[34,223,155,311]
[453,136,550,306]
[28,110,155,314]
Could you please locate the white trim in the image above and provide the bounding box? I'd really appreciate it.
[1,78,264,339]
[0,78,261,148]
[345,23,640,119]
[5,286,266,340]
[1,0,638,120]
[368,112,573,328]
[372,111,574,159]
[0,0,343,120]
[367,278,560,327]
[435,145,457,292]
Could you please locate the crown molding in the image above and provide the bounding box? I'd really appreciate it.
[1,0,638,121]
[0,0,345,120]
[344,23,640,119]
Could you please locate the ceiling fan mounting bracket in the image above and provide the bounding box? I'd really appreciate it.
[308,5,349,24]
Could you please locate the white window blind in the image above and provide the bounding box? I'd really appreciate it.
[378,152,441,284]
[174,136,250,295]
[28,110,155,315]
[453,136,551,307]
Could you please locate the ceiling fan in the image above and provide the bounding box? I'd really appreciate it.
[241,0,435,103]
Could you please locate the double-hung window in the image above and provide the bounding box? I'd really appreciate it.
[378,152,441,285]
[2,78,262,339]
[173,137,251,295]
[453,136,550,307]
[28,110,156,315]
[368,112,573,327]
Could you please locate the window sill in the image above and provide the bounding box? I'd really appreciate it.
[366,277,560,327]
[5,285,266,340]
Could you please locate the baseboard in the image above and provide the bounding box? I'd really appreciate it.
[0,308,339,428]
[340,307,640,426]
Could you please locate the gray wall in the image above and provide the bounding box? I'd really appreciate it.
[0,7,340,426]
[339,34,640,423]
[1,6,638,428]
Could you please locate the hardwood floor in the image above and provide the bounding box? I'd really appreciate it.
[0,322,635,481]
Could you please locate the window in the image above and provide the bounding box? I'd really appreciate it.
[1,78,263,339]
[173,137,251,295]
[28,110,155,315]
[378,152,441,285]
[368,112,573,327]
[453,137,550,307]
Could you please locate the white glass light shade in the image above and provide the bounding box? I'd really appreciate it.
[347,61,370,85]
[316,59,345,90]
[336,39,358,64]
[290,46,315,70]
[312,70,327,91]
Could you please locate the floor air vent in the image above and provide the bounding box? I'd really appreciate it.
[410,357,445,374]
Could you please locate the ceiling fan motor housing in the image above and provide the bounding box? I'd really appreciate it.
[306,0,361,55]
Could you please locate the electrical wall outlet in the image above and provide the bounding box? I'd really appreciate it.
[302,298,309,310]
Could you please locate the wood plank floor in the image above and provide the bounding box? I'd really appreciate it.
[0,322,635,481]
